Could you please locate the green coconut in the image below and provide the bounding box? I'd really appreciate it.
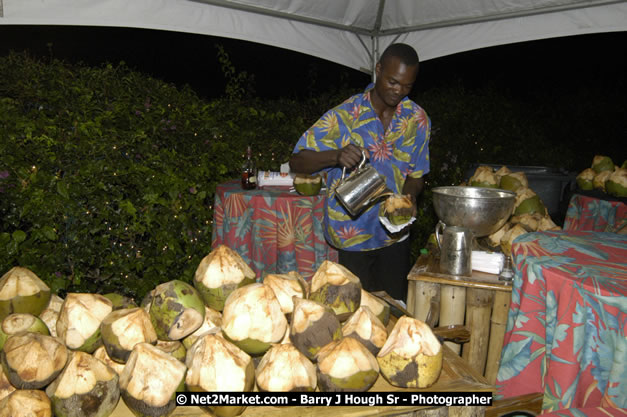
[494,166,512,178]
[93,346,126,376]
[149,280,205,341]
[119,343,187,417]
[342,306,388,356]
[309,260,362,316]
[193,245,257,312]
[622,160,627,169]
[359,290,390,326]
[0,267,51,321]
[593,170,612,191]
[0,365,16,402]
[469,166,499,188]
[1,332,68,389]
[101,308,158,364]
[316,337,379,392]
[185,333,254,417]
[500,223,530,255]
[290,297,342,361]
[0,313,49,350]
[606,167,627,197]
[255,343,317,392]
[45,351,120,417]
[592,155,614,173]
[38,294,64,338]
[0,390,52,417]
[139,290,155,312]
[182,306,222,350]
[377,316,442,388]
[487,222,511,249]
[293,173,323,196]
[56,293,113,353]
[510,213,544,232]
[155,340,187,363]
[221,283,287,356]
[514,188,546,216]
[381,194,414,225]
[499,171,529,192]
[576,168,596,190]
[262,271,308,318]
[103,293,138,310]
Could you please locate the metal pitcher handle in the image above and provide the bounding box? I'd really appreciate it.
[435,221,446,249]
[340,149,367,181]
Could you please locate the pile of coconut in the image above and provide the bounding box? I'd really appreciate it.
[465,165,561,254]
[0,246,443,417]
[576,155,627,198]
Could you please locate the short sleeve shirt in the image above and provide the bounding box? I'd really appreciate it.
[292,83,430,251]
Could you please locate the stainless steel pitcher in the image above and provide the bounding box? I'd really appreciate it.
[435,221,473,276]
[335,151,393,217]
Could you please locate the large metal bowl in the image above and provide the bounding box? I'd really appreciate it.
[432,186,516,237]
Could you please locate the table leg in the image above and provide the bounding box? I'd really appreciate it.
[485,290,511,384]
[410,281,441,324]
[462,288,493,375]
[407,280,416,317]
[440,285,466,354]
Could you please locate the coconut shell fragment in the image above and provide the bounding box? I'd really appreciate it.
[309,260,362,316]
[316,337,380,392]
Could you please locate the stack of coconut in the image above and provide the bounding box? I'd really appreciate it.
[576,155,627,197]
[0,245,443,417]
[465,165,561,255]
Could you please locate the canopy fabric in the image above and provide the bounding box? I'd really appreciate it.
[1,0,626,73]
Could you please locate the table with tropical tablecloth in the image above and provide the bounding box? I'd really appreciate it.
[495,230,626,414]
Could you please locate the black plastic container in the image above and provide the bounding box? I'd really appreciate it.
[465,164,577,226]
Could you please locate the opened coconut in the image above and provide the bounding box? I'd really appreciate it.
[255,343,317,392]
[182,306,222,349]
[606,167,627,197]
[1,332,68,389]
[56,293,113,353]
[487,223,511,249]
[293,173,322,196]
[494,166,512,178]
[378,316,442,388]
[185,333,254,417]
[499,171,529,193]
[45,351,120,417]
[119,342,187,417]
[101,307,158,363]
[103,293,137,310]
[342,306,387,356]
[592,155,614,173]
[0,267,51,321]
[510,213,544,232]
[317,337,379,392]
[359,290,390,326]
[593,170,612,191]
[39,294,64,338]
[469,166,499,188]
[309,260,361,316]
[290,297,342,361]
[0,366,16,402]
[500,224,530,255]
[93,346,126,376]
[538,216,560,231]
[149,280,205,341]
[155,340,187,363]
[514,188,546,216]
[194,245,256,312]
[576,168,596,190]
[263,271,308,318]
[0,390,52,417]
[0,313,49,350]
[381,194,414,225]
[221,283,287,356]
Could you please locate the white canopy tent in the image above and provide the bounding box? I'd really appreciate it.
[1,0,626,76]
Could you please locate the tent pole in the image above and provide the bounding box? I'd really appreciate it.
[371,37,378,83]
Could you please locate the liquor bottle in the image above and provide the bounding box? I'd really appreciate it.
[241,146,257,190]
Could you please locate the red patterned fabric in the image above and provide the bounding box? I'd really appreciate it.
[211,180,338,281]
[495,230,627,413]
[563,193,627,232]
[540,407,627,417]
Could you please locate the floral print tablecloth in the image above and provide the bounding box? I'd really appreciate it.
[211,180,338,281]
[563,193,627,233]
[495,230,626,413]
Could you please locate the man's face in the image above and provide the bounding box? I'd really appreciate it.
[374,56,419,108]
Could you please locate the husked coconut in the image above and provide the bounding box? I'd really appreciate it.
[139,289,154,312]
[494,166,512,178]
[0,313,49,350]
[56,293,113,353]
[293,174,322,196]
[538,216,560,231]
[499,172,529,193]
[500,224,530,255]
[182,306,222,349]
[39,294,64,338]
[263,271,308,317]
[576,168,596,190]
[381,194,414,225]
[592,155,614,173]
[593,170,612,191]
[221,283,287,356]
[193,245,256,311]
[185,333,254,417]
[0,267,51,321]
[469,166,498,188]
[45,351,120,417]
[290,297,342,361]
[606,167,627,197]
[342,306,388,356]
[359,290,390,325]
[149,280,205,341]
[514,188,546,216]
[317,337,379,392]
[102,293,137,310]
[0,390,52,417]
[100,307,158,363]
[1,332,68,389]
[93,346,126,376]
[155,340,187,363]
[309,260,362,316]
[377,316,442,388]
[510,213,544,232]
[487,223,511,249]
[255,343,317,392]
[0,366,16,402]
[119,343,187,417]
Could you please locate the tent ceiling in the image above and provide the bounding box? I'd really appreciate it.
[1,0,626,73]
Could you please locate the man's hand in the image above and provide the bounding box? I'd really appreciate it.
[336,144,368,169]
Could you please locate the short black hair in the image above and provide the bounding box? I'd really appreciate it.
[379,43,419,67]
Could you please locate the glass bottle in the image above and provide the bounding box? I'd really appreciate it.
[241,146,257,190]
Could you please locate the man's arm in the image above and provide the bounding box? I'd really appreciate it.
[289,144,365,174]
[402,176,425,217]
